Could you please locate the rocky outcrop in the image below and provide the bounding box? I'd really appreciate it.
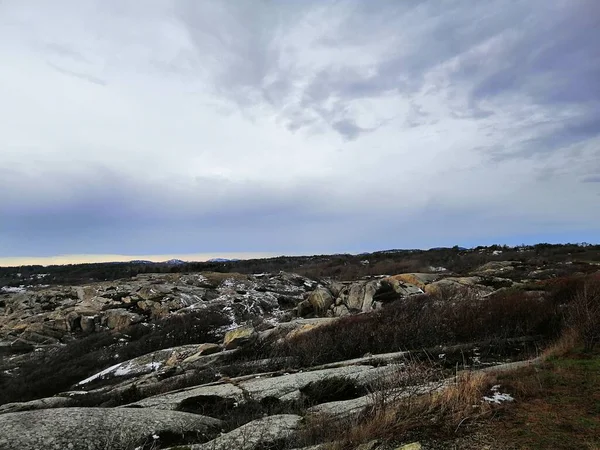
[223,325,258,349]
[125,382,245,410]
[0,407,222,450]
[182,414,303,450]
[0,395,76,414]
[0,272,318,352]
[308,288,334,315]
[297,278,424,318]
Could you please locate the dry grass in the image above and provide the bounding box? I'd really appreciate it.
[485,350,600,450]
[542,328,580,359]
[298,366,497,449]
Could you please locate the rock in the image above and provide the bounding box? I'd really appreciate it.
[326,281,346,297]
[183,414,302,450]
[297,299,314,317]
[389,273,438,289]
[306,394,372,421]
[396,443,422,450]
[79,315,97,333]
[333,304,350,317]
[357,441,382,450]
[136,285,168,301]
[223,325,257,349]
[471,261,516,276]
[125,382,244,410]
[75,344,207,386]
[308,288,334,315]
[345,281,380,312]
[103,308,143,330]
[183,343,221,360]
[0,395,76,414]
[0,407,222,450]
[239,365,375,402]
[377,278,423,301]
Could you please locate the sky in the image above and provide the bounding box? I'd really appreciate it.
[0,0,599,265]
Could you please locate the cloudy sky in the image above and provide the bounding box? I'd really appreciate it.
[1,0,599,264]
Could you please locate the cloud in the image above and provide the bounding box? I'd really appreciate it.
[0,0,599,260]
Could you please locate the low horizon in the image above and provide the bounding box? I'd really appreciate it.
[1,240,598,267]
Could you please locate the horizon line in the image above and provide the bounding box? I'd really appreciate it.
[0,252,283,267]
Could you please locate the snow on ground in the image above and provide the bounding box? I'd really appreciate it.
[77,360,163,385]
[77,362,124,385]
[0,286,26,293]
[483,385,514,404]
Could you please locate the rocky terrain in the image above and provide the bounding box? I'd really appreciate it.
[1,245,599,449]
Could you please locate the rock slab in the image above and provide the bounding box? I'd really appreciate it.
[0,407,222,450]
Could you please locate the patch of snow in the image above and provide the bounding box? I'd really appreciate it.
[77,362,124,385]
[429,266,448,272]
[146,362,162,371]
[1,286,26,293]
[483,385,514,404]
[492,250,503,256]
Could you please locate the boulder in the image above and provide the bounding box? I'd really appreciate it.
[239,365,376,402]
[396,443,422,450]
[183,414,303,450]
[333,304,350,317]
[80,315,97,333]
[103,308,143,330]
[306,394,372,421]
[345,281,380,312]
[223,325,257,349]
[297,299,314,317]
[308,288,334,315]
[0,407,222,450]
[0,396,76,414]
[389,273,438,289]
[377,279,423,301]
[125,382,244,410]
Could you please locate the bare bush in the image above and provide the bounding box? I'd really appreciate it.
[567,277,600,351]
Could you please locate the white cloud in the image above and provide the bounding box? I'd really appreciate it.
[0,0,598,258]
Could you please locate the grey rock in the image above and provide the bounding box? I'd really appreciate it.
[102,308,143,330]
[0,396,76,414]
[306,394,372,420]
[125,383,244,410]
[239,365,374,402]
[308,288,334,315]
[333,304,350,317]
[0,407,222,450]
[183,414,302,450]
[223,325,257,349]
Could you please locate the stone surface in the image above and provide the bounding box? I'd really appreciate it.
[0,407,222,450]
[239,365,376,402]
[125,382,244,410]
[223,325,257,349]
[103,308,143,330]
[0,395,76,414]
[308,288,334,315]
[0,272,319,350]
[396,443,422,450]
[184,414,302,450]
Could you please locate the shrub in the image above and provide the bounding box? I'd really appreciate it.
[567,277,600,351]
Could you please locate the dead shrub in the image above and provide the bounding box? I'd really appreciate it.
[566,277,600,351]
